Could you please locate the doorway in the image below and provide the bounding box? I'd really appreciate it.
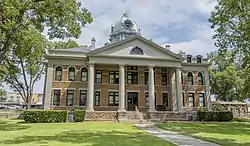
[127,92,138,111]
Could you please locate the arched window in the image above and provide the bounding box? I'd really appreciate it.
[130,46,143,55]
[68,67,75,81]
[81,68,88,82]
[198,72,204,85]
[55,66,62,81]
[188,72,193,85]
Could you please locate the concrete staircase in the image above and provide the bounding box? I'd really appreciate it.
[123,106,151,124]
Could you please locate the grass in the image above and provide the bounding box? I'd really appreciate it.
[0,119,175,146]
[156,122,250,146]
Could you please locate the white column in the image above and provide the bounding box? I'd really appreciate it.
[43,63,53,110]
[175,68,183,111]
[170,68,177,111]
[118,65,126,112]
[205,70,212,111]
[148,65,156,112]
[86,63,94,112]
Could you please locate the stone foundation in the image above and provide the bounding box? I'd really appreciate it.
[146,111,197,121]
[85,111,118,121]
[84,110,197,121]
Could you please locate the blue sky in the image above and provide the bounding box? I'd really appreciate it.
[4,0,218,94]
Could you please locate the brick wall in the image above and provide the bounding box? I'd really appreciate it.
[182,70,207,109]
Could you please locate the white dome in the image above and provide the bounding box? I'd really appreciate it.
[112,13,140,35]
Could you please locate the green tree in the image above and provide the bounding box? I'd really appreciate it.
[4,27,47,108]
[51,40,80,49]
[209,0,250,101]
[0,0,92,64]
[209,0,250,55]
[209,50,244,101]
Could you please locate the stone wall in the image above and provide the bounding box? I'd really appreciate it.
[212,101,249,117]
[146,111,196,121]
[84,111,118,121]
[83,111,197,121]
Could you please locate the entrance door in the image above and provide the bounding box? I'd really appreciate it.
[127,92,138,111]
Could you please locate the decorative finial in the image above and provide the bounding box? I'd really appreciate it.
[122,13,128,18]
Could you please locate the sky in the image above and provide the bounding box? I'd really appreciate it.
[4,0,218,94]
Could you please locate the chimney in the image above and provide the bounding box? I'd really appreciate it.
[165,45,170,50]
[91,38,96,50]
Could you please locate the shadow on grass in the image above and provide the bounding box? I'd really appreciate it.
[157,122,250,146]
[0,130,173,146]
[0,120,30,131]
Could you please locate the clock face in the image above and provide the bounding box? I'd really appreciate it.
[123,20,133,28]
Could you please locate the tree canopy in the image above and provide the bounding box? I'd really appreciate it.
[51,40,80,49]
[0,0,93,107]
[209,0,250,101]
[4,27,47,107]
[0,0,93,63]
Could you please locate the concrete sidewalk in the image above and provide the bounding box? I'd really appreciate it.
[135,124,220,146]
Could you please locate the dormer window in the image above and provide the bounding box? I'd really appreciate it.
[196,55,203,63]
[187,55,192,63]
[130,46,143,55]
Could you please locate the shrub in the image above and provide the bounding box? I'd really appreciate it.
[232,117,250,122]
[23,110,68,123]
[197,111,233,122]
[74,110,85,122]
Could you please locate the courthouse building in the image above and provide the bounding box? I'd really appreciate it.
[43,13,211,115]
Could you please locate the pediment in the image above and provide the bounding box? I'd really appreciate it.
[88,35,182,61]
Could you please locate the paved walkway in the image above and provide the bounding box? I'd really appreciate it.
[134,124,220,146]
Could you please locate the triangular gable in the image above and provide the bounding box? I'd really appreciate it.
[87,35,182,61]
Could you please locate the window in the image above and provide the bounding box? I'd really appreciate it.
[130,46,143,55]
[145,92,156,107]
[197,57,202,63]
[68,67,75,81]
[199,93,205,107]
[53,90,60,106]
[108,92,119,106]
[144,68,155,85]
[187,55,192,63]
[81,68,88,82]
[127,66,138,84]
[188,72,193,85]
[161,68,167,85]
[196,55,202,63]
[109,71,119,84]
[162,93,168,107]
[79,90,87,106]
[55,66,62,81]
[95,91,100,106]
[188,92,194,107]
[95,70,102,84]
[181,72,184,85]
[182,93,185,107]
[198,72,204,85]
[66,90,74,106]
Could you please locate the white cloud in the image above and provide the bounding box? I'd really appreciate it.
[4,0,218,93]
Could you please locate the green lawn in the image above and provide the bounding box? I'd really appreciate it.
[0,119,174,146]
[156,122,250,146]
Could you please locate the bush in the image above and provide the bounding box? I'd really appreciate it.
[23,110,68,123]
[197,111,233,122]
[74,110,85,122]
[232,117,250,122]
